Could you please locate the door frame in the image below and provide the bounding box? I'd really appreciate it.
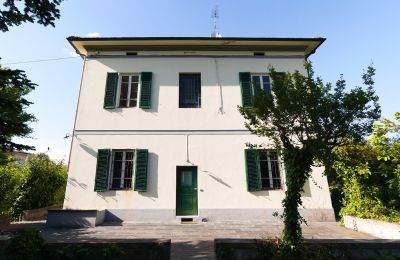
[176,166,198,216]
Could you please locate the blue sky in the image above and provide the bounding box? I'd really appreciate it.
[0,0,399,161]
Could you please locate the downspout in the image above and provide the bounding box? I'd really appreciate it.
[67,55,87,171]
[214,58,224,114]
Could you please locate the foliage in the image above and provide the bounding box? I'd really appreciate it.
[0,0,63,32]
[216,238,398,260]
[5,229,44,260]
[1,0,64,162]
[0,65,37,163]
[11,153,67,218]
[2,229,126,260]
[239,62,381,255]
[47,244,126,260]
[0,156,27,214]
[332,113,400,222]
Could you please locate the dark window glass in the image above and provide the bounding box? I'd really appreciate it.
[179,74,201,108]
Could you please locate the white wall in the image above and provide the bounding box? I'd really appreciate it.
[64,134,332,211]
[75,56,306,130]
[65,55,334,221]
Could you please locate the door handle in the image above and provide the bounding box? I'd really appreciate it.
[194,188,197,190]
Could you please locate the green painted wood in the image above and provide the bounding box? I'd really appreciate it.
[176,166,198,216]
[245,149,261,192]
[134,149,148,192]
[94,149,111,192]
[139,72,152,109]
[239,72,252,107]
[104,72,118,109]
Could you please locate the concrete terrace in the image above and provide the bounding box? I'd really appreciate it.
[2,220,381,259]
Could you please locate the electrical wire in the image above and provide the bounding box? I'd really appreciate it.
[0,56,80,65]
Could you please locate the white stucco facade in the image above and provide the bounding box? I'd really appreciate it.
[64,37,335,222]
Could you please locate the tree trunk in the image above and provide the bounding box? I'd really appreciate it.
[281,148,312,256]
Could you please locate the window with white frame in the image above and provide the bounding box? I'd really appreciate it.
[251,74,271,96]
[118,74,139,107]
[110,150,135,189]
[258,150,282,190]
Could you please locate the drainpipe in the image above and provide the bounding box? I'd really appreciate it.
[214,58,224,114]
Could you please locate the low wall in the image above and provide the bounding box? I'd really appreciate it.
[46,210,105,228]
[22,205,62,221]
[344,215,400,239]
[215,238,400,260]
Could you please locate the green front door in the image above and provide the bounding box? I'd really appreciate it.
[176,166,198,216]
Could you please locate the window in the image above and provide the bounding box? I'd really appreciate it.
[118,74,139,108]
[245,149,282,191]
[179,73,201,108]
[251,74,271,96]
[110,150,134,189]
[258,150,282,190]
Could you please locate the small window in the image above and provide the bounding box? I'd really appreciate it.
[251,74,271,95]
[254,52,265,56]
[110,150,135,189]
[118,74,139,108]
[179,73,201,108]
[258,150,282,190]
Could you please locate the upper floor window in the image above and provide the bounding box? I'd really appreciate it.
[118,74,139,108]
[251,74,271,96]
[179,73,201,108]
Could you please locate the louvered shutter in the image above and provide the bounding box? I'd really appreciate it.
[104,73,118,109]
[245,149,261,192]
[134,149,148,192]
[139,72,152,109]
[239,72,252,107]
[94,149,111,192]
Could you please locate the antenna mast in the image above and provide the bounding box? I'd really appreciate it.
[211,6,221,38]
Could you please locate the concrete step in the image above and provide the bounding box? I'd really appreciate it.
[171,240,215,260]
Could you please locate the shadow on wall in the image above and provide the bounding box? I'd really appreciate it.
[139,152,159,199]
[79,142,97,158]
[103,210,124,224]
[203,170,232,189]
[97,191,117,202]
[68,177,88,190]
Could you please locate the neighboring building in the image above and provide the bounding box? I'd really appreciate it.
[64,37,335,222]
[7,151,30,166]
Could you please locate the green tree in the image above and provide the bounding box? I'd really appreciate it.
[12,153,67,217]
[0,0,63,32]
[0,156,27,214]
[0,0,64,162]
[332,113,400,222]
[239,62,380,255]
[0,66,37,162]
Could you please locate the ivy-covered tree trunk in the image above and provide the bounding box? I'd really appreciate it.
[281,148,312,255]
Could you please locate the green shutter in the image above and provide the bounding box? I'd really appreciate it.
[134,149,148,192]
[245,149,261,192]
[94,149,111,192]
[139,72,152,109]
[239,72,252,107]
[104,72,118,109]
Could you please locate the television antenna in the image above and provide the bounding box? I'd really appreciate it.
[211,6,222,38]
